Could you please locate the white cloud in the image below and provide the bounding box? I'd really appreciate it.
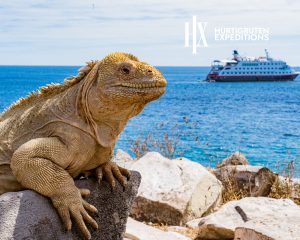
[0,0,299,65]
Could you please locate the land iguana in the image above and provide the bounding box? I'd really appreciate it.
[0,52,166,239]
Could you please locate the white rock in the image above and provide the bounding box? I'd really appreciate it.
[189,197,300,240]
[113,149,136,169]
[216,151,249,168]
[130,152,223,225]
[125,218,191,240]
[186,218,201,229]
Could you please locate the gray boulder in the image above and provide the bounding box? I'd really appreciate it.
[0,171,141,240]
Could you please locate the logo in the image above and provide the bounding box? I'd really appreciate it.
[184,16,270,55]
[185,16,208,54]
[214,27,270,41]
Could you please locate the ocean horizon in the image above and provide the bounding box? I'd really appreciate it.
[0,65,299,176]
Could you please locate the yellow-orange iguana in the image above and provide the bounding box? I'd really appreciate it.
[0,52,167,239]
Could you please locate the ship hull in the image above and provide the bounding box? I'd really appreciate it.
[206,74,298,82]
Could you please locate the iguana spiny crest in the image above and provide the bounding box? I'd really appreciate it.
[3,52,166,117]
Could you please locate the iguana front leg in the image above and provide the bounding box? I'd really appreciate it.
[96,162,131,188]
[10,137,98,239]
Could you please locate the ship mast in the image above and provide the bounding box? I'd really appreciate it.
[265,49,270,60]
[233,50,241,61]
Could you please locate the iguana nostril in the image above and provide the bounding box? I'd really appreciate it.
[148,70,152,73]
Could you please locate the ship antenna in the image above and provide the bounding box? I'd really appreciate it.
[265,49,269,59]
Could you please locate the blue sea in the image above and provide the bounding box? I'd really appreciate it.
[0,66,299,176]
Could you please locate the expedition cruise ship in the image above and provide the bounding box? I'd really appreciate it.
[206,50,299,82]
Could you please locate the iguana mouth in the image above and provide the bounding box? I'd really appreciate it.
[119,81,166,89]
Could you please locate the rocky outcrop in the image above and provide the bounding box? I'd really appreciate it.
[124,217,191,240]
[128,152,223,225]
[0,171,141,240]
[216,151,249,168]
[213,164,277,197]
[113,149,136,169]
[187,197,300,240]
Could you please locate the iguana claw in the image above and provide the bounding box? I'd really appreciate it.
[52,188,98,240]
[96,162,130,189]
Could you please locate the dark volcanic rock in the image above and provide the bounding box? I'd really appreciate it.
[0,171,141,240]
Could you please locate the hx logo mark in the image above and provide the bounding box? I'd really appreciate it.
[185,16,208,54]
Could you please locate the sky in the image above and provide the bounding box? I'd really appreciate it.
[0,0,300,66]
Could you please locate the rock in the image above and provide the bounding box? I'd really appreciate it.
[125,217,191,240]
[269,176,300,205]
[129,152,223,225]
[0,171,141,240]
[216,151,248,168]
[189,197,300,240]
[289,178,300,203]
[166,225,191,233]
[234,226,278,240]
[213,165,277,197]
[213,165,263,182]
[251,167,278,197]
[186,218,201,229]
[165,225,198,239]
[113,149,136,169]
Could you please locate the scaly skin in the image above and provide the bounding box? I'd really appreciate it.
[0,52,166,239]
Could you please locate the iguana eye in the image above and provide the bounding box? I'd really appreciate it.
[121,67,130,74]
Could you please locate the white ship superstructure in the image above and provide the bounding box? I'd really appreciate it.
[206,50,299,82]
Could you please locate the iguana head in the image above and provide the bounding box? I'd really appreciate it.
[76,52,167,146]
[95,52,166,104]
